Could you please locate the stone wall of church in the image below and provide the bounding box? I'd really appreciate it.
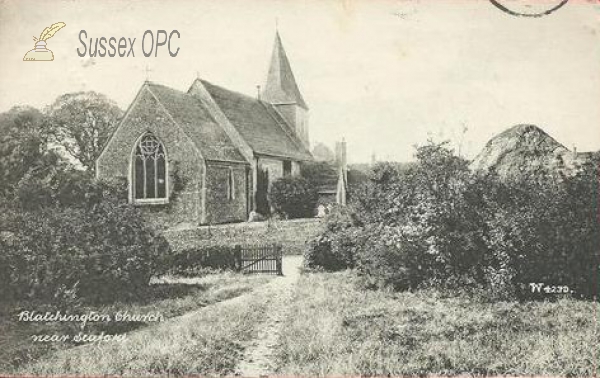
[96,87,204,228]
[137,189,200,230]
[258,157,284,187]
[257,156,302,187]
[205,163,248,224]
[292,161,301,176]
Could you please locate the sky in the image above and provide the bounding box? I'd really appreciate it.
[1,0,599,163]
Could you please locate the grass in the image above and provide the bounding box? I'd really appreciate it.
[274,271,600,377]
[0,272,272,374]
[16,274,276,376]
[6,265,597,376]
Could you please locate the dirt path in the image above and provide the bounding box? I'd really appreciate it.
[235,255,303,377]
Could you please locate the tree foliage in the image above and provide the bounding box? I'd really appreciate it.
[311,142,335,162]
[0,106,54,196]
[46,91,123,172]
[304,205,361,271]
[0,171,169,305]
[305,140,600,300]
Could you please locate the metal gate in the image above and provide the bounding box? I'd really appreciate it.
[235,244,283,275]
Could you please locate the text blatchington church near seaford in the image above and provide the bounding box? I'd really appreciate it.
[96,32,313,226]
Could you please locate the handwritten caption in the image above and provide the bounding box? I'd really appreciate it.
[18,310,164,343]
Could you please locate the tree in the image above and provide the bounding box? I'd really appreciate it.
[312,142,335,162]
[0,106,49,196]
[46,92,123,172]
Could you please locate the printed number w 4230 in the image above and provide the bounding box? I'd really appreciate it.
[529,283,572,294]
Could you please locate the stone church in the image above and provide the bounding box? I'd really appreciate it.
[96,32,313,226]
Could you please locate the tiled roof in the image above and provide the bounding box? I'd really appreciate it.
[146,83,247,163]
[199,79,313,161]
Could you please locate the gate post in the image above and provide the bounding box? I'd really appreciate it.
[234,245,242,272]
[276,244,283,276]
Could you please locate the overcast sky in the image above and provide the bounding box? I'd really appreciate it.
[1,0,599,163]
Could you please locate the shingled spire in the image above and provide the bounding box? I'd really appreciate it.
[262,31,308,109]
[262,31,310,149]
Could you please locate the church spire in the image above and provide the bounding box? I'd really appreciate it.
[262,31,308,110]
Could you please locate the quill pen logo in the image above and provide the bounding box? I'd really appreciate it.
[23,22,66,61]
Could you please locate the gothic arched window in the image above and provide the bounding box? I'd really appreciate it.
[133,133,167,202]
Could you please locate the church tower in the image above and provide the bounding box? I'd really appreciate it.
[262,31,310,149]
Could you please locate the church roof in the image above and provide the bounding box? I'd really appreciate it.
[197,79,313,161]
[146,83,248,163]
[261,32,308,110]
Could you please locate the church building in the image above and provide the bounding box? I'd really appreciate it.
[96,32,313,226]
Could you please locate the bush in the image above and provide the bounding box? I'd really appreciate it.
[304,206,360,271]
[0,173,169,305]
[306,140,600,300]
[269,176,318,219]
[17,168,127,210]
[353,225,432,291]
[349,143,491,291]
[483,164,600,300]
[300,161,337,189]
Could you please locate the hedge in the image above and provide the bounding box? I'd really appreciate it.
[0,172,169,305]
[165,244,239,276]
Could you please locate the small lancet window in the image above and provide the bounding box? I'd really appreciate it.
[227,168,235,201]
[134,133,167,202]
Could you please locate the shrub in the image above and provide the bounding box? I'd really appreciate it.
[349,143,491,291]
[304,206,361,271]
[269,176,318,219]
[483,164,600,300]
[353,225,431,291]
[0,173,169,305]
[300,161,337,189]
[306,140,600,300]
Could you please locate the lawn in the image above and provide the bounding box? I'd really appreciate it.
[274,271,600,377]
[6,267,598,377]
[0,272,272,374]
[1,218,322,375]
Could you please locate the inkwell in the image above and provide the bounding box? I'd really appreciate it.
[23,22,66,61]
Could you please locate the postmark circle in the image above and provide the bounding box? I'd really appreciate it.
[489,0,570,18]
